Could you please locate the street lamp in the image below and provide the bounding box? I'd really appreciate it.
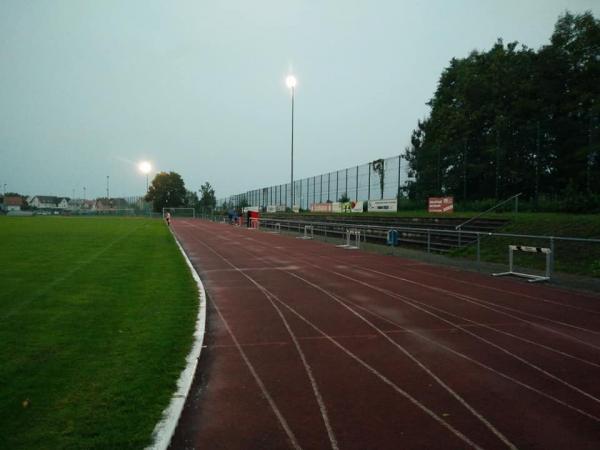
[138,161,152,192]
[286,74,297,209]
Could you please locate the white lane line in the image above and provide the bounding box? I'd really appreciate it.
[356,265,600,347]
[327,268,600,407]
[147,228,207,450]
[191,220,600,421]
[341,297,600,423]
[188,235,339,450]
[225,232,600,369]
[203,221,600,424]
[285,271,517,450]
[184,223,485,449]
[211,296,302,450]
[207,221,600,367]
[404,266,600,314]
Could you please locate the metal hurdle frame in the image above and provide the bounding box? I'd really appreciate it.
[297,225,314,240]
[337,228,361,250]
[268,222,281,234]
[248,217,260,230]
[493,245,552,283]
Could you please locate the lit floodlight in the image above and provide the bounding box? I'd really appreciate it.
[138,161,152,174]
[285,75,297,89]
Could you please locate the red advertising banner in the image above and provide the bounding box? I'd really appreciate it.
[428,196,454,213]
[310,203,333,212]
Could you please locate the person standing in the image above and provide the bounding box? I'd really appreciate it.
[166,211,171,226]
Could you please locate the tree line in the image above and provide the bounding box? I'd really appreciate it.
[406,11,600,212]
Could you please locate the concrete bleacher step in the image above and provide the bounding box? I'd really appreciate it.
[263,213,508,253]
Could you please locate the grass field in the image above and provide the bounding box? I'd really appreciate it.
[0,217,198,449]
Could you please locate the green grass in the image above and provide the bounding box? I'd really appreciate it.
[0,217,198,449]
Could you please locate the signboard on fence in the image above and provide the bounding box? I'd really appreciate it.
[310,203,332,212]
[266,205,286,213]
[351,201,364,212]
[428,197,454,213]
[368,199,397,212]
[242,206,259,213]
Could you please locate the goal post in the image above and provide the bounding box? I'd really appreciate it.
[162,207,196,218]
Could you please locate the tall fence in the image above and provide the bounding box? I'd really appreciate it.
[218,154,412,209]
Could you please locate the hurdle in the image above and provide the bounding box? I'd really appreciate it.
[297,225,314,240]
[268,222,281,234]
[493,245,552,282]
[337,229,361,250]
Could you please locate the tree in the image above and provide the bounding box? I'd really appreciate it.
[372,159,385,199]
[198,182,217,213]
[145,172,187,212]
[405,11,600,205]
[185,190,200,209]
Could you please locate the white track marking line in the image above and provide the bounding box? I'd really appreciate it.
[404,266,600,314]
[339,295,600,423]
[302,256,600,369]
[187,234,338,450]
[212,297,302,450]
[178,223,301,449]
[183,223,485,449]
[223,229,600,369]
[285,271,517,449]
[193,221,600,417]
[326,268,600,407]
[202,220,600,423]
[355,265,600,347]
[192,221,600,363]
[316,252,600,337]
[259,290,339,450]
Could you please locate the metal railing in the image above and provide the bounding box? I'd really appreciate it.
[455,193,522,231]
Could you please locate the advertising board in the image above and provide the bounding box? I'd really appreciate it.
[428,197,454,213]
[367,199,397,212]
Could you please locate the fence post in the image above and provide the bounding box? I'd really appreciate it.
[550,237,555,275]
[427,230,431,254]
[476,232,481,271]
[320,174,323,203]
[355,166,359,200]
[368,162,372,200]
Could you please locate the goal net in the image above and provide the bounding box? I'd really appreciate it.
[162,207,196,218]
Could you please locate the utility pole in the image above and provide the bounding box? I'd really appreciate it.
[106,176,110,200]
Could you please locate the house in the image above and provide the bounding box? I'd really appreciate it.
[29,196,59,209]
[68,199,95,211]
[3,195,23,212]
[95,198,129,210]
[57,198,70,209]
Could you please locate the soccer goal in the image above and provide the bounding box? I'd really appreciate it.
[162,207,196,218]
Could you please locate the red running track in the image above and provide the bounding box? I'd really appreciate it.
[169,218,600,450]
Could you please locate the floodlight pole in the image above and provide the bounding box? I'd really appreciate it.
[290,85,295,209]
[106,176,110,201]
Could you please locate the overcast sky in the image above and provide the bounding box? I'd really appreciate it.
[1,0,599,199]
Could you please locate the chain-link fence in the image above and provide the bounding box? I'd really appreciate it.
[218,154,412,210]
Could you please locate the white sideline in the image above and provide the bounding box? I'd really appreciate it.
[146,230,207,450]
